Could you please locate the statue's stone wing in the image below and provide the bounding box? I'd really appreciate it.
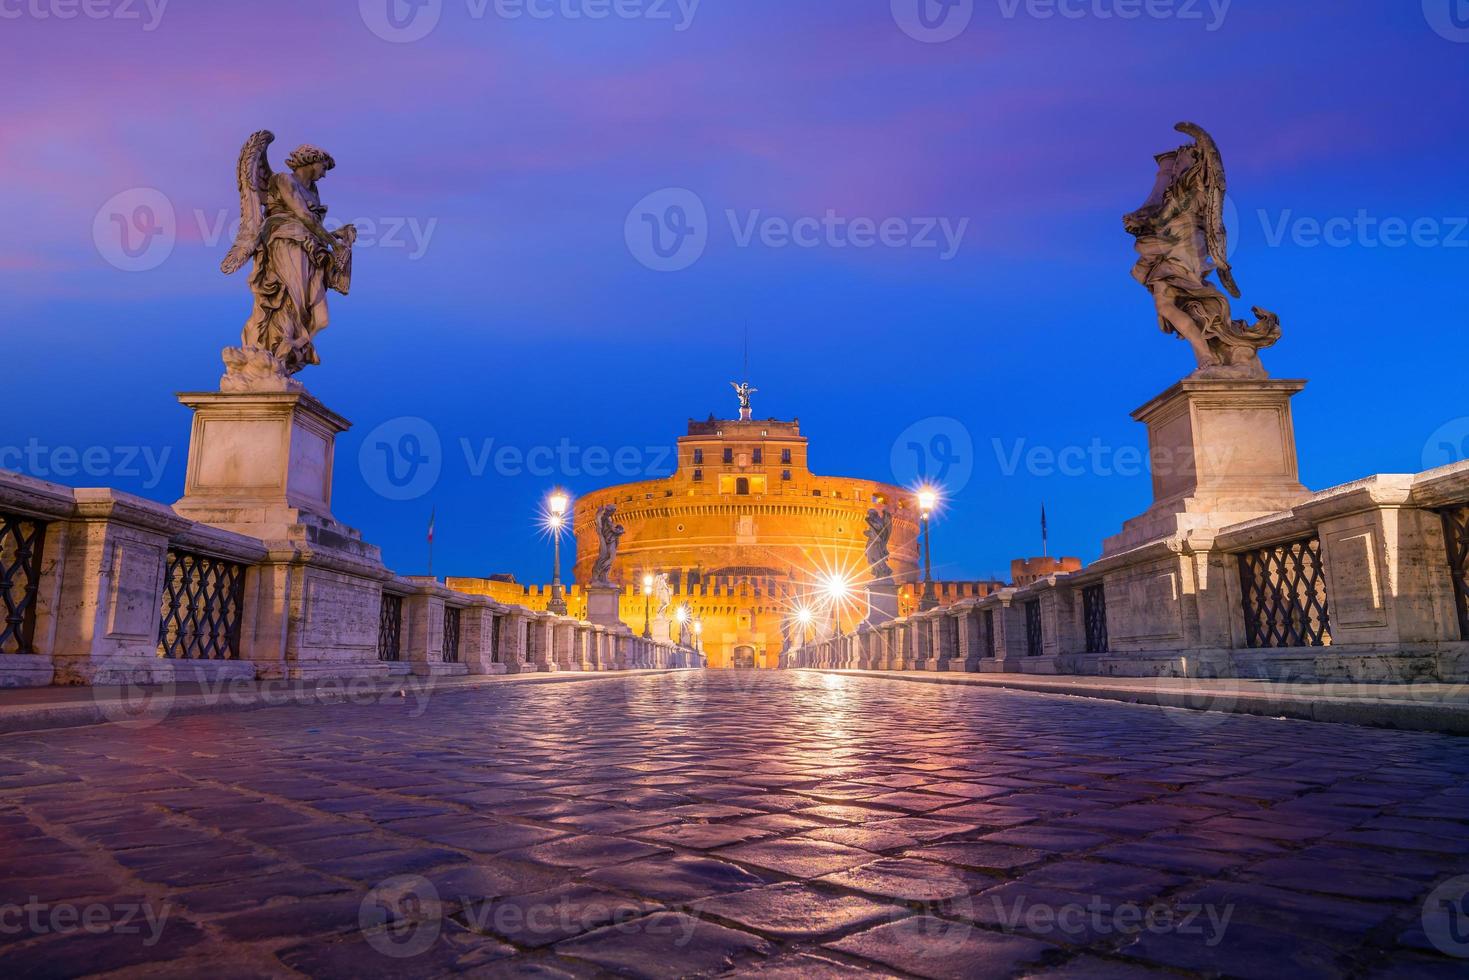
[1175,122,1239,298]
[220,130,275,275]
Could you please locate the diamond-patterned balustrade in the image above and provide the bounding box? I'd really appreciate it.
[1441,505,1469,641]
[378,592,403,662]
[443,605,462,664]
[1082,582,1109,654]
[1024,599,1043,657]
[1237,536,1333,648]
[0,511,47,656]
[157,549,246,660]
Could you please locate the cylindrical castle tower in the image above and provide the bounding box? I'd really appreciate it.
[571,414,920,668]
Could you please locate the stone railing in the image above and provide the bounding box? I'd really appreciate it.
[0,469,703,688]
[791,460,1469,683]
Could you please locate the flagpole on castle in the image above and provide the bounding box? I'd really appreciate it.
[1041,503,1049,559]
[427,506,436,580]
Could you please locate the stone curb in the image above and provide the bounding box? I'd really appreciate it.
[0,670,682,736]
[800,669,1469,736]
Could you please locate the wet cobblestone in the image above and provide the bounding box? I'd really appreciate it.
[0,672,1465,978]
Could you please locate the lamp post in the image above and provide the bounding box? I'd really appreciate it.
[641,573,654,639]
[918,487,938,611]
[693,618,703,653]
[674,604,689,645]
[547,490,570,615]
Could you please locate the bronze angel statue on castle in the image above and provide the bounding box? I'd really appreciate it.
[219,131,357,391]
[1125,123,1280,380]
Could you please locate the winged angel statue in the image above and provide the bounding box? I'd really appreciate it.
[219,131,357,391]
[1124,123,1280,380]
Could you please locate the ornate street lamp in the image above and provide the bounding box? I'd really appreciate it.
[641,572,654,639]
[693,617,704,653]
[547,490,570,615]
[918,486,939,611]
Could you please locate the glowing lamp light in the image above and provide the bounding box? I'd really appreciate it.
[675,606,689,624]
[693,620,703,635]
[642,573,655,592]
[548,490,570,516]
[796,607,814,626]
[917,486,939,516]
[820,573,853,603]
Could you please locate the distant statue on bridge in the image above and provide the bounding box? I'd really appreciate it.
[1124,122,1280,380]
[220,130,358,392]
[864,507,894,582]
[653,573,673,621]
[591,505,625,587]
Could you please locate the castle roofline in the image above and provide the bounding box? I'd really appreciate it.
[685,417,802,437]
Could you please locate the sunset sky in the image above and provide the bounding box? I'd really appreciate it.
[4,1,1467,582]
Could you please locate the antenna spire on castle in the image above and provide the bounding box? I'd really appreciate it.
[731,323,757,420]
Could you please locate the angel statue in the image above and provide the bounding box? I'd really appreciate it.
[730,381,757,420]
[591,504,625,587]
[864,507,894,582]
[653,573,673,621]
[219,130,358,391]
[1124,123,1280,380]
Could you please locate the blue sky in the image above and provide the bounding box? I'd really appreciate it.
[2,1,1466,583]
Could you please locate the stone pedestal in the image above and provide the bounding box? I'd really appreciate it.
[586,585,623,629]
[865,578,900,627]
[173,388,392,681]
[174,390,348,534]
[1104,379,1311,556]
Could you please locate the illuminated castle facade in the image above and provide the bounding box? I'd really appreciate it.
[451,396,1010,668]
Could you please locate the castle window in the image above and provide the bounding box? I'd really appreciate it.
[736,477,750,496]
[781,448,792,464]
[752,449,763,464]
[693,469,703,482]
[781,470,792,481]
[812,489,822,497]
[723,448,734,464]
[693,449,704,465]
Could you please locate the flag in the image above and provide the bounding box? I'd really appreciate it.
[1041,503,1048,556]
[427,506,436,544]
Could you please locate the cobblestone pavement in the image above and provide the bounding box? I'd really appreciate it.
[1,672,1467,979]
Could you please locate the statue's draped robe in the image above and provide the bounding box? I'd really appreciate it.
[244,173,333,373]
[1129,160,1233,343]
